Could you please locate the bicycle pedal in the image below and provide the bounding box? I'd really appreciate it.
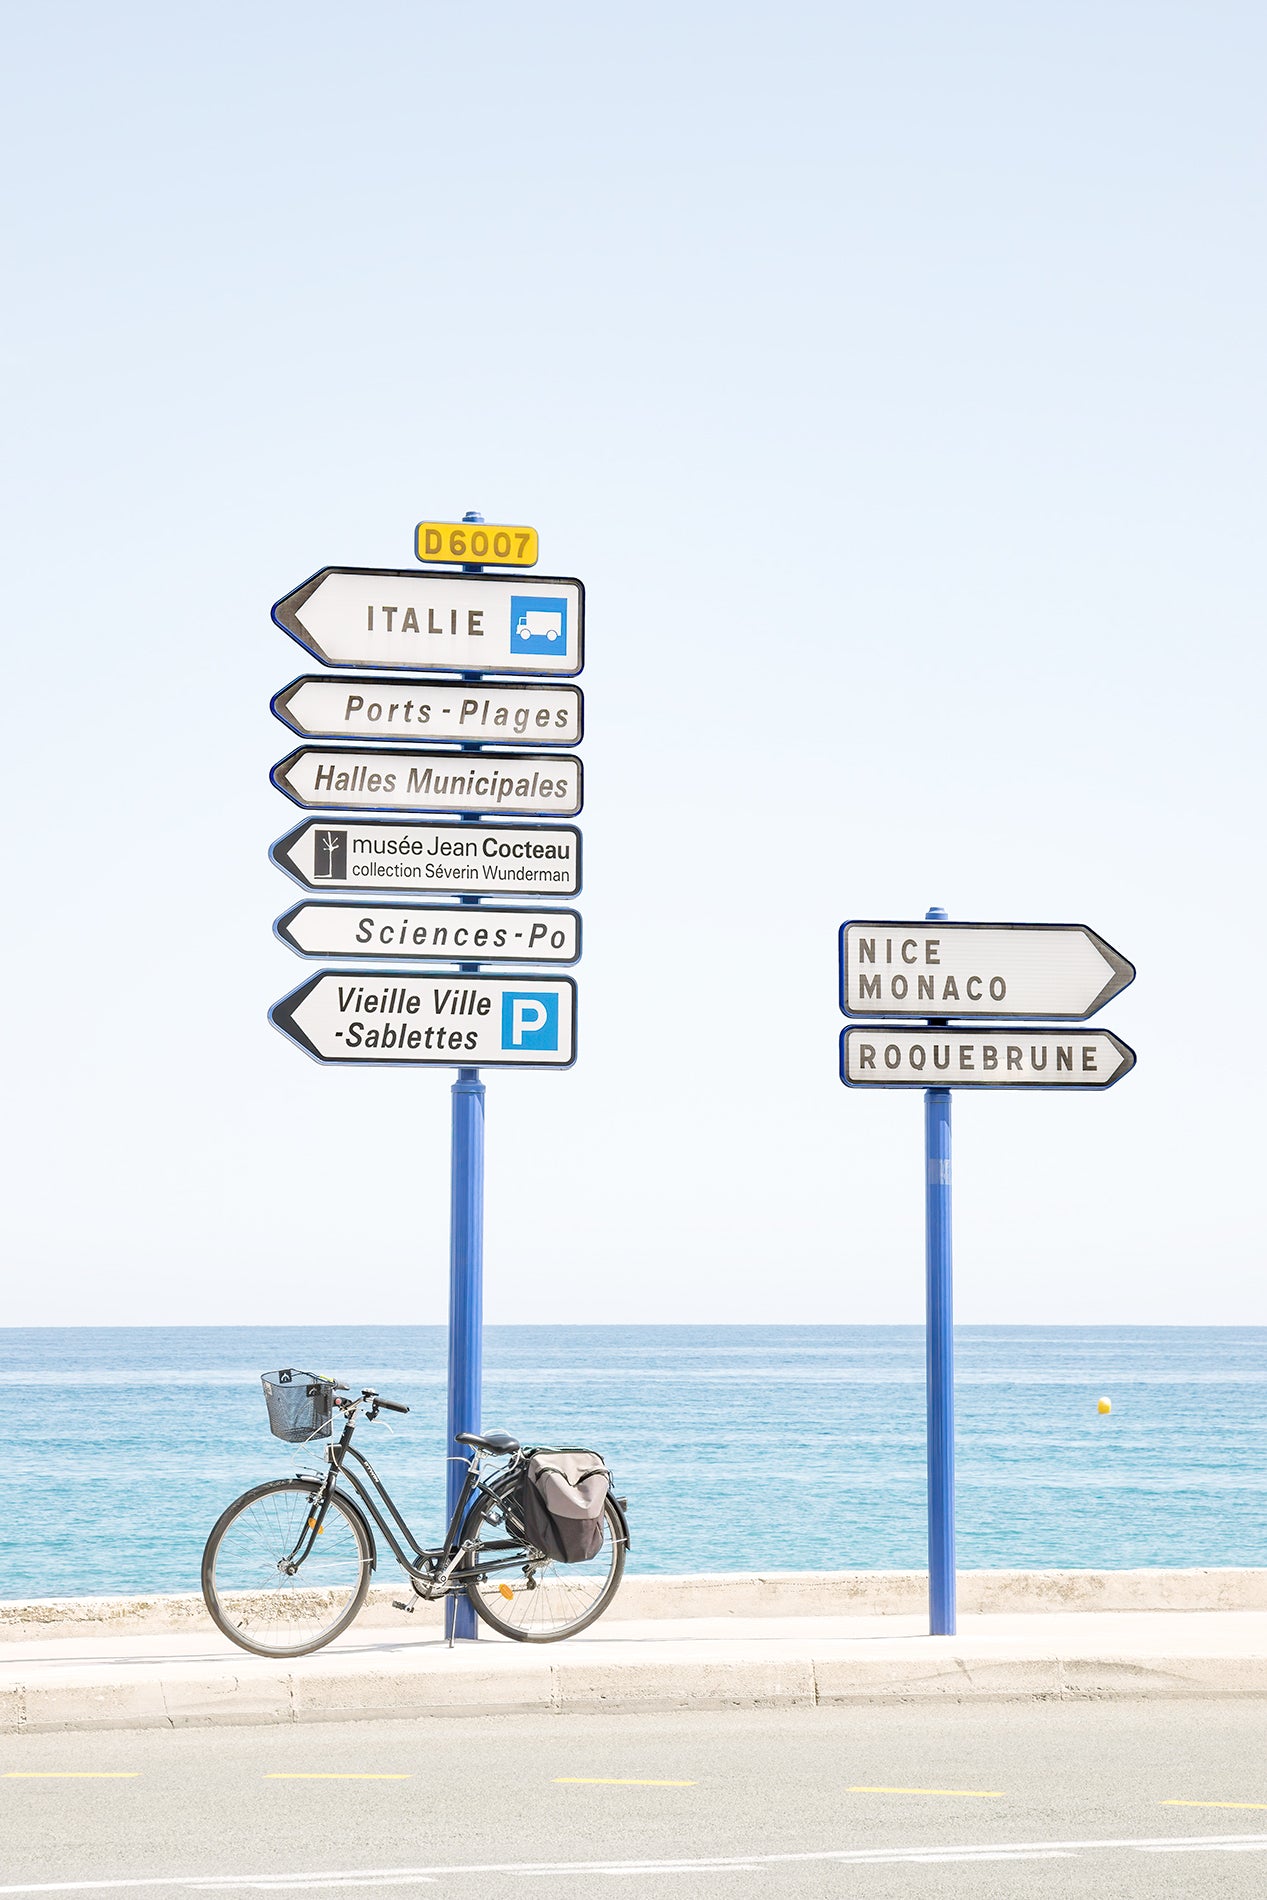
[391,1599,416,1614]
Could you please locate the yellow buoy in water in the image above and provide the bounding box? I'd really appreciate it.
[1097,1397,1112,1415]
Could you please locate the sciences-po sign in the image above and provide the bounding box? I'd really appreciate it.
[274,901,580,965]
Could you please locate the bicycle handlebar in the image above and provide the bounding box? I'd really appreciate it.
[333,1389,409,1419]
[336,1388,411,1419]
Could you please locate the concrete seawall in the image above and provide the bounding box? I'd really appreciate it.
[4,1569,1266,1641]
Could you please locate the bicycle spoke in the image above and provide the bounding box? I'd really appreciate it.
[204,1482,369,1657]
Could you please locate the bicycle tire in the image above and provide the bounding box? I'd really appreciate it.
[464,1492,626,1642]
[201,1478,372,1658]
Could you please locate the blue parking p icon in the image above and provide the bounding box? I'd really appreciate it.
[501,990,560,1051]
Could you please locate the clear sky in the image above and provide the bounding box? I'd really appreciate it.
[2,3,1264,1326]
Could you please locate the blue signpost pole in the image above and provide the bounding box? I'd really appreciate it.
[444,509,488,1643]
[924,903,956,1636]
[446,1068,484,1641]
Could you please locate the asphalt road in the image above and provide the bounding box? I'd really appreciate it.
[4,1700,1267,1896]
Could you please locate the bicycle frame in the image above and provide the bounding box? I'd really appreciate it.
[291,1411,532,1593]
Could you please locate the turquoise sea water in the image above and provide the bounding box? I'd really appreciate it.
[3,1326,1266,1599]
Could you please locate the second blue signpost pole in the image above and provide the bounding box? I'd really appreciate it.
[924,903,956,1636]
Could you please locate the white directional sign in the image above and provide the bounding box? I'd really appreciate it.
[840,1026,1136,1089]
[275,901,581,964]
[270,747,582,817]
[272,675,583,747]
[271,971,577,1068]
[839,921,1135,1020]
[270,819,582,897]
[273,568,584,676]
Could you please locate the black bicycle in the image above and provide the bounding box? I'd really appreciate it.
[201,1372,628,1658]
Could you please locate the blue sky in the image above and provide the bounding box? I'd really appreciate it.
[2,2,1264,1323]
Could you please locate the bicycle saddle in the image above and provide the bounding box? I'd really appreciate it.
[456,1430,520,1454]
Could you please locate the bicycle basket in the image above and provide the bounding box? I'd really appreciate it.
[261,1370,334,1444]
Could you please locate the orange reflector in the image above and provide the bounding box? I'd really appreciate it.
[499,1584,515,1600]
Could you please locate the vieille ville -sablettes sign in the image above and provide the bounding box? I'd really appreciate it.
[268,527,585,1068]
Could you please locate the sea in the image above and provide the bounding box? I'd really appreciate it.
[3,1326,1266,1600]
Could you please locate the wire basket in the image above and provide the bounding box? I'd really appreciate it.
[261,1370,334,1444]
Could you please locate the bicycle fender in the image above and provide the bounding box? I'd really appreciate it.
[331,1483,378,1573]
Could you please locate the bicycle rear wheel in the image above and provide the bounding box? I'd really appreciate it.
[465,1492,626,1642]
[201,1479,372,1658]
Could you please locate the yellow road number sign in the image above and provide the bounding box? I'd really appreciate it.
[415,521,539,567]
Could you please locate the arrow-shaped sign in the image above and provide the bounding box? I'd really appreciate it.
[273,568,584,676]
[274,901,581,965]
[270,747,582,817]
[839,921,1135,1020]
[271,971,577,1068]
[270,818,582,897]
[271,675,583,748]
[840,1026,1136,1089]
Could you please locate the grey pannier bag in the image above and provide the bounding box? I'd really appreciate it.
[518,1449,610,1563]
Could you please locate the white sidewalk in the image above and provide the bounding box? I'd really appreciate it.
[5,1607,1267,1733]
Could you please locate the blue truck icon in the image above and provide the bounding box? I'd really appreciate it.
[510,596,568,656]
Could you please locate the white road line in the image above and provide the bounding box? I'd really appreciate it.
[4,1832,1267,1892]
[191,1883,437,1892]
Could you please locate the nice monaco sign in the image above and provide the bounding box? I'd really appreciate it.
[839,921,1135,1022]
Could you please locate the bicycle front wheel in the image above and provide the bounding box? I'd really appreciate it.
[465,1493,626,1642]
[201,1479,372,1658]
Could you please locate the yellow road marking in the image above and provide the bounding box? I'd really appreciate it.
[848,1785,1005,1799]
[1163,1799,1267,1810]
[3,1772,140,1779]
[554,1777,696,1787]
[265,1773,411,1780]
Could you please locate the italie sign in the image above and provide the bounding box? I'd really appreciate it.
[270,818,582,897]
[273,568,584,676]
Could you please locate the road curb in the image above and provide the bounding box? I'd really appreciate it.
[9,1646,1267,1734]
